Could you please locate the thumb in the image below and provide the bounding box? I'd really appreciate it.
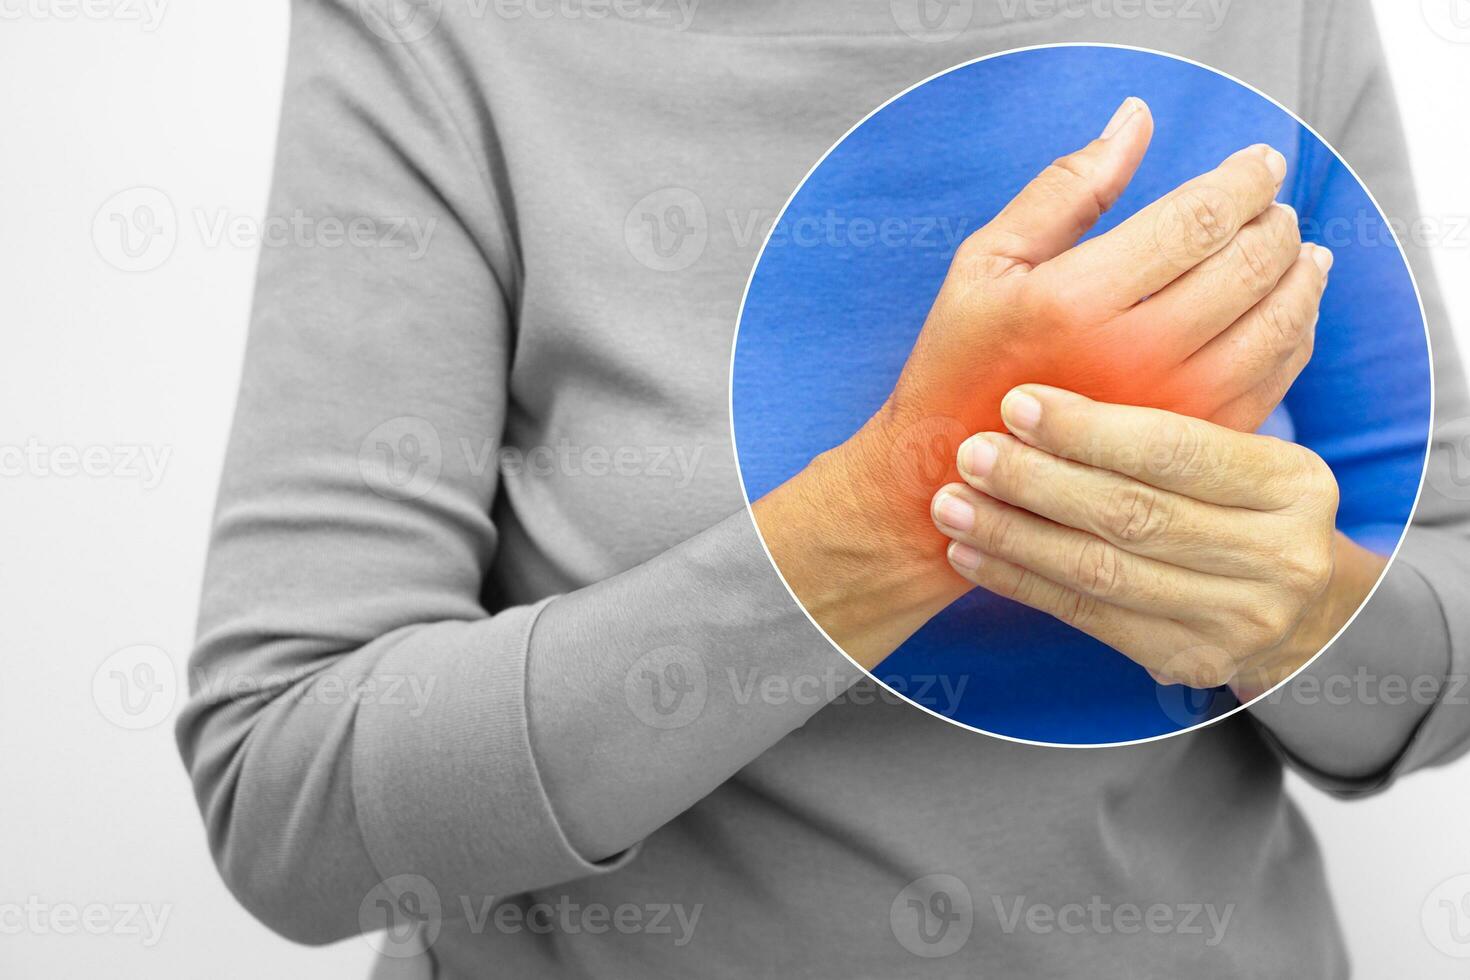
[965,97,1153,273]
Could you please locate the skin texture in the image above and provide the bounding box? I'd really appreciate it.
[931,385,1387,693]
[754,99,1327,671]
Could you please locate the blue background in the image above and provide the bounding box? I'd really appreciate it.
[732,46,1431,744]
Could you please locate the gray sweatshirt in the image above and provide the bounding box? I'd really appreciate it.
[177,1,1470,976]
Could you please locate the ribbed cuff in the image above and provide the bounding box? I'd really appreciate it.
[1266,545,1466,797]
[351,599,638,910]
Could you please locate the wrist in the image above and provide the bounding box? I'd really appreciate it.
[751,405,970,670]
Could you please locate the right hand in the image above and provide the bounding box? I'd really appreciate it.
[754,98,1326,668]
[873,98,1325,522]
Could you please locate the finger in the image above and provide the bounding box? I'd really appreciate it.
[952,435,1268,576]
[932,483,1247,614]
[1040,143,1288,313]
[995,385,1302,510]
[961,97,1153,273]
[943,538,1201,678]
[1185,243,1329,427]
[1124,201,1301,361]
[1211,325,1315,432]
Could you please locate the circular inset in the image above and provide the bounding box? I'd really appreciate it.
[731,46,1432,746]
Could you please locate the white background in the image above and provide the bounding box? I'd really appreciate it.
[1,2,1467,976]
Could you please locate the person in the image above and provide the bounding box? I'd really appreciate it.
[178,2,1470,976]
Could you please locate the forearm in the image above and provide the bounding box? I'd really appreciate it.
[528,508,869,861]
[531,404,1009,861]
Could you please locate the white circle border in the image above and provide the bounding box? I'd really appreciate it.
[724,42,1436,750]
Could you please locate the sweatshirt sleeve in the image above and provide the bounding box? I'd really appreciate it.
[173,0,628,943]
[175,0,850,945]
[1262,0,1470,795]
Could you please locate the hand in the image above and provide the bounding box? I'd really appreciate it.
[754,99,1320,670]
[931,385,1388,693]
[876,99,1313,501]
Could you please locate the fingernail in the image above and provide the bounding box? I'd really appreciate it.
[1100,97,1143,140]
[1275,201,1297,223]
[1310,243,1334,274]
[1257,144,1287,184]
[949,541,983,571]
[934,493,976,533]
[960,437,998,479]
[1001,389,1043,435]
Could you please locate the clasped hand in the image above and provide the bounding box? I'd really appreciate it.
[930,385,1380,694]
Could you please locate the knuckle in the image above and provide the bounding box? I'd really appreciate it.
[1144,418,1209,479]
[1260,295,1311,353]
[1171,189,1234,257]
[1022,275,1088,329]
[952,237,1027,284]
[1241,603,1293,651]
[1281,547,1331,600]
[1285,446,1339,510]
[1305,449,1339,501]
[1160,645,1237,689]
[1006,569,1042,607]
[1232,234,1279,294]
[951,234,986,269]
[1057,588,1101,628]
[1192,659,1235,690]
[1101,483,1168,544]
[1074,538,1123,597]
[981,510,1022,558]
[1041,154,1105,218]
[1005,442,1042,489]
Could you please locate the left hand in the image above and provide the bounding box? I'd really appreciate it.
[930,384,1388,695]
